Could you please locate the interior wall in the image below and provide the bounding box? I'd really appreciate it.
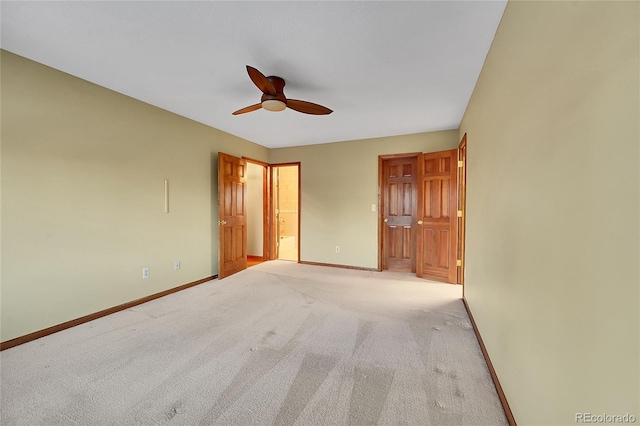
[1,50,269,342]
[269,131,459,268]
[246,162,263,256]
[459,2,639,424]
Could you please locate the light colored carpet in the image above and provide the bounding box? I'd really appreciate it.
[1,261,507,425]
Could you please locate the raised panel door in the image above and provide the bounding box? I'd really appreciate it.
[218,152,247,278]
[382,156,418,272]
[416,149,458,283]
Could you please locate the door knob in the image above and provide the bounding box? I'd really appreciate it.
[217,220,227,225]
[384,218,389,223]
[418,220,423,225]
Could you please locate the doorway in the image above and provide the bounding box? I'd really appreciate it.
[272,164,300,262]
[378,148,460,284]
[218,154,300,279]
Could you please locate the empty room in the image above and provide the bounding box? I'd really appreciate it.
[1,1,638,425]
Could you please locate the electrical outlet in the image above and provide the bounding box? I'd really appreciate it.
[335,246,340,253]
[142,267,150,279]
[174,260,180,271]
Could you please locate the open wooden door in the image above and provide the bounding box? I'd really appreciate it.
[218,152,247,279]
[416,149,458,283]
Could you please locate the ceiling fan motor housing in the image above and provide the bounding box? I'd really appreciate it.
[261,76,287,103]
[260,76,287,111]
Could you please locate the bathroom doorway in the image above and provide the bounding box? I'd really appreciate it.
[272,163,300,261]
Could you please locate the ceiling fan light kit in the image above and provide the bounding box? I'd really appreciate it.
[262,99,286,112]
[233,65,332,116]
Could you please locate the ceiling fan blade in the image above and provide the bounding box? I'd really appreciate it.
[232,103,262,115]
[246,65,276,96]
[286,99,333,115]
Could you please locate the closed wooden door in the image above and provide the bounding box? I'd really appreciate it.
[382,156,418,272]
[416,149,458,283]
[218,152,247,279]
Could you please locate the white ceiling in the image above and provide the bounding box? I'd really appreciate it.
[1,1,506,149]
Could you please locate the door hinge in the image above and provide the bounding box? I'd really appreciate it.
[458,161,464,168]
[456,260,462,267]
[457,210,463,217]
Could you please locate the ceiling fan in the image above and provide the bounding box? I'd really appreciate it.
[233,65,333,116]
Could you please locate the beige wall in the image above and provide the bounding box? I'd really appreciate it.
[460,2,639,424]
[270,131,459,268]
[1,51,269,341]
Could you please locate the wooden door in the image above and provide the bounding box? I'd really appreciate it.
[416,149,458,283]
[381,156,418,272]
[457,135,467,285]
[218,152,247,279]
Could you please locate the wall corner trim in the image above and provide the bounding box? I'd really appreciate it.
[0,275,217,351]
[463,297,517,426]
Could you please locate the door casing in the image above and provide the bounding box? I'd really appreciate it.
[457,134,467,287]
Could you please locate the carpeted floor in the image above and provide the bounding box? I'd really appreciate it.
[0,261,507,425]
